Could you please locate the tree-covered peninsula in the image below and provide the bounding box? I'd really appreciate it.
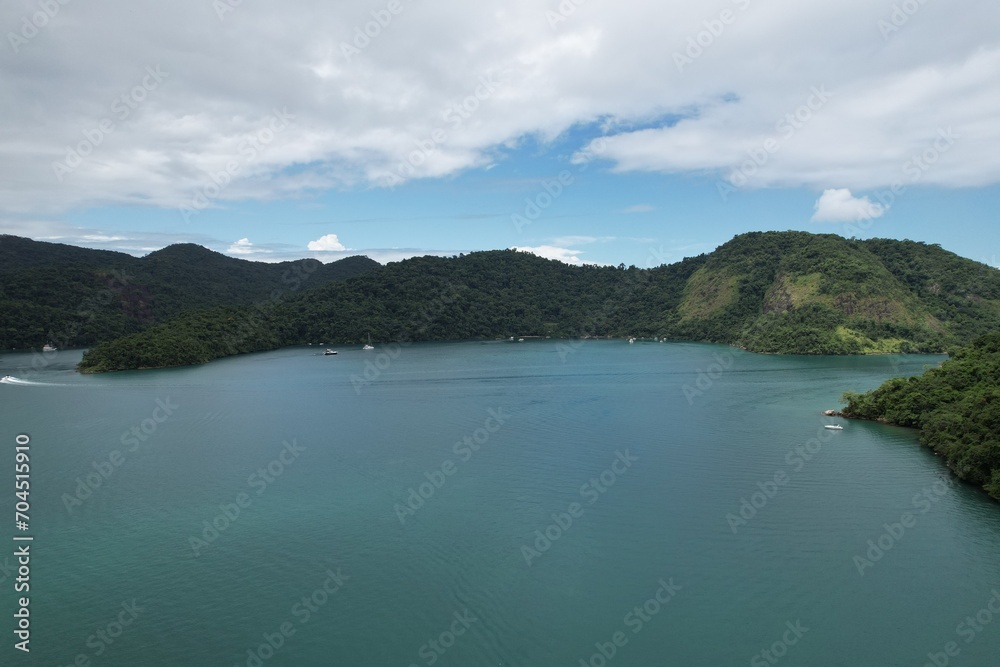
[841,333,1000,501]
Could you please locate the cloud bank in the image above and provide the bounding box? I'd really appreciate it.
[1,0,997,227]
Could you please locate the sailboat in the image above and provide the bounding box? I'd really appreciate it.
[363,334,374,351]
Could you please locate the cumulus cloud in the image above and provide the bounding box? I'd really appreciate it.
[512,245,588,265]
[0,0,997,228]
[307,234,347,251]
[228,238,266,255]
[811,189,887,222]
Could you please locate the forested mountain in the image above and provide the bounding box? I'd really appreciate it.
[665,232,1000,353]
[0,235,379,349]
[75,231,1000,373]
[842,333,1000,501]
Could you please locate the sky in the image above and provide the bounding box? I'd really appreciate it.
[2,0,999,268]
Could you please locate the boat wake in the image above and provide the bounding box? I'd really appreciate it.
[0,376,70,387]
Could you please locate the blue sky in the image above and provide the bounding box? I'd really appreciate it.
[2,0,999,268]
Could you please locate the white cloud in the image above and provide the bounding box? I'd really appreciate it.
[0,0,997,226]
[308,234,347,251]
[228,238,264,255]
[623,205,654,213]
[513,245,588,265]
[811,188,887,222]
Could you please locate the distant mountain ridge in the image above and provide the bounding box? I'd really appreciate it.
[74,231,1000,372]
[0,235,380,349]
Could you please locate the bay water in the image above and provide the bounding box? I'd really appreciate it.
[1,341,999,665]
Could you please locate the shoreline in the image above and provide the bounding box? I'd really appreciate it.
[73,337,950,375]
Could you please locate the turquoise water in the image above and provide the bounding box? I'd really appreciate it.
[1,341,999,666]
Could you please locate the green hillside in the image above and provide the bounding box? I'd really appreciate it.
[670,232,995,354]
[77,250,697,371]
[75,231,1000,373]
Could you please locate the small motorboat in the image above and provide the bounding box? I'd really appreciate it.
[824,424,844,430]
[324,349,338,356]
[42,344,57,352]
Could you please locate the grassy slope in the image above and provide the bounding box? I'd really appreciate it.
[670,232,977,354]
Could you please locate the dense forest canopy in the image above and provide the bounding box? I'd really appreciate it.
[69,231,1000,372]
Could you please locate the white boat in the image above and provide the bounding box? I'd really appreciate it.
[628,337,636,344]
[824,424,844,430]
[1,375,13,383]
[324,349,338,356]
[42,344,57,352]
[363,334,374,351]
